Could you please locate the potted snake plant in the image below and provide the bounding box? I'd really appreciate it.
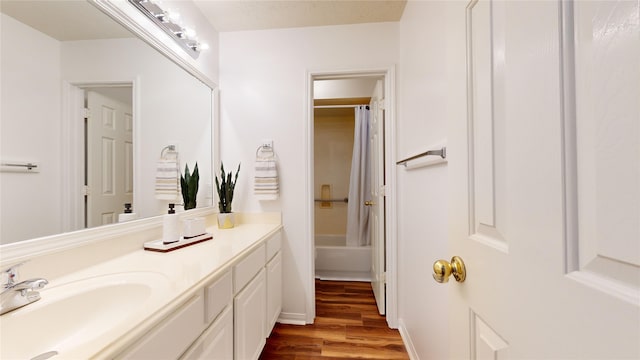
[215,162,240,228]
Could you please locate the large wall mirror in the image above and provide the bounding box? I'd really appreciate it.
[0,1,213,245]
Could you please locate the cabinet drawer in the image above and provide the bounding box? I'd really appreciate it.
[118,290,205,359]
[205,271,232,324]
[265,231,282,262]
[181,305,233,360]
[233,244,265,293]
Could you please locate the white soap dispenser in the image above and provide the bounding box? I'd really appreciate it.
[162,203,179,244]
[118,203,138,222]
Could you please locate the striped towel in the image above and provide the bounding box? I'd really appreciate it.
[254,158,279,200]
[155,159,179,200]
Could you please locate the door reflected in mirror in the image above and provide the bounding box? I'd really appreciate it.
[0,1,213,244]
[85,86,134,228]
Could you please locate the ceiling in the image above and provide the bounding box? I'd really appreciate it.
[0,1,134,41]
[192,0,407,32]
[0,0,407,41]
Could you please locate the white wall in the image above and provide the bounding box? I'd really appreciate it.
[0,14,63,244]
[396,1,467,359]
[219,22,398,321]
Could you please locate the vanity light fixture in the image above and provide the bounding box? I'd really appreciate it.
[129,0,207,59]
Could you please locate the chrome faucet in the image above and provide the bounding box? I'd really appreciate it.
[1,263,48,315]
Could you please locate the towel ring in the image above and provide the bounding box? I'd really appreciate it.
[161,145,177,159]
[256,145,275,159]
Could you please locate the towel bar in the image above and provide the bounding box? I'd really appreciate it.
[1,162,39,173]
[1,162,38,170]
[396,147,446,167]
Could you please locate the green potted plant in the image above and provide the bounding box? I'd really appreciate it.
[181,162,199,210]
[215,162,240,228]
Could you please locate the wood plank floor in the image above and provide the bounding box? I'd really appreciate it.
[260,280,410,359]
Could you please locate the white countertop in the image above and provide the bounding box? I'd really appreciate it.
[0,217,282,359]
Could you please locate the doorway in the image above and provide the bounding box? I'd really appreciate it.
[61,82,135,232]
[306,68,397,327]
[313,89,372,282]
[84,86,133,228]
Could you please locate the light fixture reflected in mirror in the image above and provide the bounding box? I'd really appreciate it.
[129,0,208,57]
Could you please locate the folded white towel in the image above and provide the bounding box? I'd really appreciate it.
[155,159,179,200]
[254,158,279,200]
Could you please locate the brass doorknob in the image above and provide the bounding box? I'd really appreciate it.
[432,256,466,283]
[364,201,374,206]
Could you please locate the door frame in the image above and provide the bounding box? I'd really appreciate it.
[304,66,398,327]
[61,80,139,232]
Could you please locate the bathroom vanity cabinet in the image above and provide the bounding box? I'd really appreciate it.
[117,229,282,360]
[0,212,283,360]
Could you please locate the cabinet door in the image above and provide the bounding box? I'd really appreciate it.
[181,305,233,360]
[265,251,282,337]
[234,269,266,360]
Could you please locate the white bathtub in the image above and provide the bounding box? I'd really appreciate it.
[315,235,371,281]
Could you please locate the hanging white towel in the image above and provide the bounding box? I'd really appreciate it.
[155,158,179,200]
[254,157,279,200]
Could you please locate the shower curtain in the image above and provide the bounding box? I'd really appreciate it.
[346,106,371,247]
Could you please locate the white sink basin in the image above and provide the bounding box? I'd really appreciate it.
[0,271,172,359]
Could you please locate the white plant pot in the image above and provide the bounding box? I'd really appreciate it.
[217,213,235,229]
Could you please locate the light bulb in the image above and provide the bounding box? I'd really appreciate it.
[166,9,180,22]
[184,27,196,38]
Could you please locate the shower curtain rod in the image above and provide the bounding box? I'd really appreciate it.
[313,104,369,109]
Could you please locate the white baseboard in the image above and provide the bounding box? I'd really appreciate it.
[398,318,419,360]
[277,312,308,325]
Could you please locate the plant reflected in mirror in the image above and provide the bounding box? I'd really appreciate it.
[181,163,199,210]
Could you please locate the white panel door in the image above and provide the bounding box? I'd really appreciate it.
[86,90,133,227]
[448,0,640,358]
[369,79,386,315]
